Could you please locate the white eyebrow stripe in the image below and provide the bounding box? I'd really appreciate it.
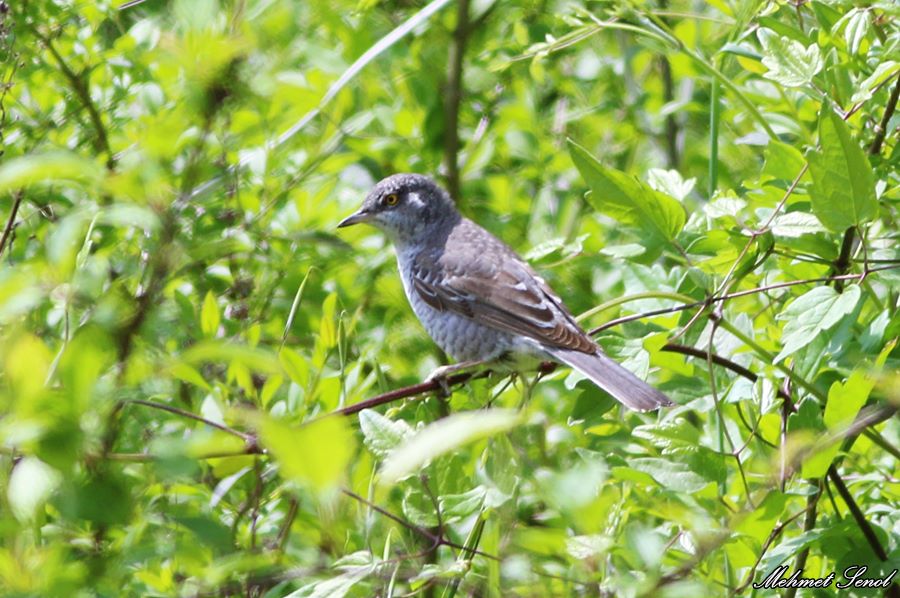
[407,192,424,207]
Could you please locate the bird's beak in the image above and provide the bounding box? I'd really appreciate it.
[337,208,371,229]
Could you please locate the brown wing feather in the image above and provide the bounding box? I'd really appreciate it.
[410,219,596,354]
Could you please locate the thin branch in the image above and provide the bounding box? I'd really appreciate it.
[0,189,23,260]
[590,266,899,336]
[783,482,822,598]
[662,343,760,391]
[276,498,299,552]
[869,70,900,155]
[341,489,498,561]
[863,429,900,462]
[126,398,253,440]
[832,227,857,292]
[31,27,115,170]
[732,508,806,595]
[827,466,891,562]
[443,0,470,202]
[105,447,263,461]
[334,266,900,418]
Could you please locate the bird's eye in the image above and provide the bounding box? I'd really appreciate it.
[384,193,399,206]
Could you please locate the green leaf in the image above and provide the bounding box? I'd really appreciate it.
[279,348,310,387]
[838,8,869,55]
[762,140,808,182]
[807,109,877,232]
[172,515,232,553]
[802,370,875,477]
[379,410,521,485]
[260,415,354,491]
[802,345,891,477]
[181,341,280,374]
[319,292,338,350]
[626,457,710,493]
[0,151,103,193]
[567,140,685,245]
[775,285,861,361]
[771,212,826,237]
[757,29,823,87]
[7,457,60,523]
[566,534,613,560]
[358,409,414,458]
[200,291,220,337]
[646,168,695,202]
[286,562,374,598]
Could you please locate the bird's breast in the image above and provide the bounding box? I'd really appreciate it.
[395,249,515,362]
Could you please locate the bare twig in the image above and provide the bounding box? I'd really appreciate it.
[869,71,900,155]
[126,398,253,440]
[0,189,23,260]
[341,489,498,561]
[732,508,807,595]
[591,266,899,336]
[827,466,889,562]
[782,482,822,598]
[276,498,299,552]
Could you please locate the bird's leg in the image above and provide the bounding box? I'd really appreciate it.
[425,358,491,397]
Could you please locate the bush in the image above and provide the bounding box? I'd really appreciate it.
[0,1,897,596]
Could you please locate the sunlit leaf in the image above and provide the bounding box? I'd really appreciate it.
[200,291,220,337]
[0,152,102,193]
[358,409,414,458]
[757,29,823,87]
[568,140,685,246]
[626,457,709,493]
[7,457,60,523]
[807,109,877,232]
[380,410,521,485]
[260,416,354,491]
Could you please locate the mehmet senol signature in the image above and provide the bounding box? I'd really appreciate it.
[754,565,897,590]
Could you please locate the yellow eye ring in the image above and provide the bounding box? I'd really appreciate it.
[385,193,399,206]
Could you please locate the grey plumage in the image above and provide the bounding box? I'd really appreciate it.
[338,173,673,412]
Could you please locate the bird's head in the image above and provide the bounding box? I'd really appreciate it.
[337,173,459,244]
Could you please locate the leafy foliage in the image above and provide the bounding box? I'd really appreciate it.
[0,0,898,596]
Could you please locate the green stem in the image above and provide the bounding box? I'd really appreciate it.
[442,508,488,598]
[576,291,697,323]
[709,79,720,198]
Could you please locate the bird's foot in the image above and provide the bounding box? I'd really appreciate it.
[425,359,489,397]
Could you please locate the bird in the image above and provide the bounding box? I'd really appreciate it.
[337,173,673,412]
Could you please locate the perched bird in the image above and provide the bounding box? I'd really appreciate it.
[338,174,672,411]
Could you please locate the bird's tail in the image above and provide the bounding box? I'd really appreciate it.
[549,348,673,412]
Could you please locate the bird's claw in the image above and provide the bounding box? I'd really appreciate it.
[425,366,454,398]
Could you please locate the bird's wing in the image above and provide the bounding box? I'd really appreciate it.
[410,222,596,353]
